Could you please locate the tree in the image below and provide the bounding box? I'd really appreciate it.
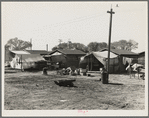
[73,43,88,53]
[52,46,58,51]
[87,42,107,52]
[52,42,88,53]
[111,39,138,51]
[97,42,108,51]
[127,39,138,51]
[5,37,32,50]
[87,42,98,52]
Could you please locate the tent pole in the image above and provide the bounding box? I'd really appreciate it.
[88,57,89,71]
[91,54,92,71]
[113,59,114,73]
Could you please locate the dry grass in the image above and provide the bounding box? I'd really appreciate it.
[4,70,145,110]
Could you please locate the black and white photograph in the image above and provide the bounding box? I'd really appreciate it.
[2,1,148,116]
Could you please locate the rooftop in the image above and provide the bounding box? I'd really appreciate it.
[50,49,86,55]
[25,50,48,54]
[100,48,139,57]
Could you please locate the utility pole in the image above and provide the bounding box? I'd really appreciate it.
[30,38,32,50]
[107,8,115,78]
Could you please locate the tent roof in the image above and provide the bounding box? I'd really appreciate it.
[93,51,118,58]
[16,54,45,62]
[100,48,139,57]
[82,51,118,65]
[49,49,86,55]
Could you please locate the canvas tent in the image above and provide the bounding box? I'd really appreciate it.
[80,48,139,73]
[5,50,48,64]
[80,51,120,73]
[100,48,139,73]
[10,54,46,70]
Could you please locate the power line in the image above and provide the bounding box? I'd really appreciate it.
[33,12,106,31]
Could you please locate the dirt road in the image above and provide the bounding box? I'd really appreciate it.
[4,70,145,110]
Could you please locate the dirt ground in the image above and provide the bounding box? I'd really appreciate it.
[4,69,145,110]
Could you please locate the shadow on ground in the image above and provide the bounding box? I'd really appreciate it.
[5,71,17,73]
[54,80,77,88]
[108,83,123,85]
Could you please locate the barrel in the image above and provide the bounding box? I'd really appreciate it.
[101,72,108,84]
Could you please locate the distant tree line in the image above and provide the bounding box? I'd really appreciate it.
[5,37,138,53]
[52,39,138,52]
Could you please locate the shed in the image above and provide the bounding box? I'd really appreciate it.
[45,49,86,68]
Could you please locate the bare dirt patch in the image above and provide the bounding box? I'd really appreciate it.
[4,70,145,110]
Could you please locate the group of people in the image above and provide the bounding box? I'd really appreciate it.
[53,61,144,79]
[57,67,81,76]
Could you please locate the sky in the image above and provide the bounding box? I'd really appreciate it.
[2,1,147,52]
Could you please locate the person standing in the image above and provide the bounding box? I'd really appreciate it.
[126,64,133,78]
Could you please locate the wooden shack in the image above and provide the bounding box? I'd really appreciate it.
[45,49,86,69]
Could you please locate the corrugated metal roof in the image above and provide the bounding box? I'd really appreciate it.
[49,49,86,55]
